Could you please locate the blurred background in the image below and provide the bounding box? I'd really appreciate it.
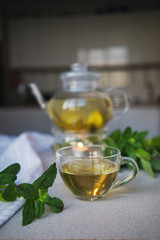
[0,0,160,136]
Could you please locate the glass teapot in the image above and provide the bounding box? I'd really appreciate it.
[29,63,129,133]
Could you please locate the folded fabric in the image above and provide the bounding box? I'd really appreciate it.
[0,131,54,227]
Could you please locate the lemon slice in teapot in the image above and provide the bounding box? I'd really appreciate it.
[87,111,103,130]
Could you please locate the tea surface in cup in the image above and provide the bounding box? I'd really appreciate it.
[59,158,119,201]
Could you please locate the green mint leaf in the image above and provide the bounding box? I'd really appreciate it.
[139,158,154,177]
[136,148,151,162]
[133,131,148,142]
[0,163,20,175]
[39,192,49,202]
[125,144,137,159]
[33,163,57,190]
[127,138,142,149]
[0,184,6,189]
[141,139,150,149]
[148,136,160,151]
[134,142,142,149]
[46,196,64,213]
[123,127,132,139]
[151,157,160,171]
[109,129,121,142]
[127,137,135,144]
[16,183,39,200]
[136,148,154,177]
[0,173,17,185]
[117,136,127,151]
[104,137,116,147]
[0,191,7,202]
[35,199,45,218]
[22,199,35,226]
[2,182,17,201]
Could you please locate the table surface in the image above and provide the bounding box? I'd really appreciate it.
[0,150,160,240]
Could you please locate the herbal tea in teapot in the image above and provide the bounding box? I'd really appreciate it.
[29,62,129,133]
[46,94,113,132]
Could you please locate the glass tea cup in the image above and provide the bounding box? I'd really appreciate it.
[56,145,138,201]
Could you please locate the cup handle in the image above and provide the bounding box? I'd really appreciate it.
[106,86,130,121]
[111,157,139,189]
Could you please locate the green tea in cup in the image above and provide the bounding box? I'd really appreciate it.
[56,145,138,201]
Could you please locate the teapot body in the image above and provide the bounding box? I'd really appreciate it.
[46,90,113,133]
[29,62,129,133]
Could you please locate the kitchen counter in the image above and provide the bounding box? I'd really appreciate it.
[0,149,160,240]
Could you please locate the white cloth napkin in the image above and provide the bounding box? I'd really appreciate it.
[0,132,54,227]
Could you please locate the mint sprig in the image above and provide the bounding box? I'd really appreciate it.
[0,163,20,185]
[0,163,64,226]
[33,163,57,190]
[104,127,160,177]
[2,182,17,201]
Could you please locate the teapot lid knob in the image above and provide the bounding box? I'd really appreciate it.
[71,62,87,72]
[60,62,100,83]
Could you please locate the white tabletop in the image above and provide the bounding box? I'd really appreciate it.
[0,150,160,240]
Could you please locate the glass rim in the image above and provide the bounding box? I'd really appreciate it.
[56,145,121,160]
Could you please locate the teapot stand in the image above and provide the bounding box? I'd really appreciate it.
[51,126,108,151]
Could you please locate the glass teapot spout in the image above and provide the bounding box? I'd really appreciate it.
[29,83,46,109]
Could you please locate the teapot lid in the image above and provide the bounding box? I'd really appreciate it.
[59,63,100,91]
